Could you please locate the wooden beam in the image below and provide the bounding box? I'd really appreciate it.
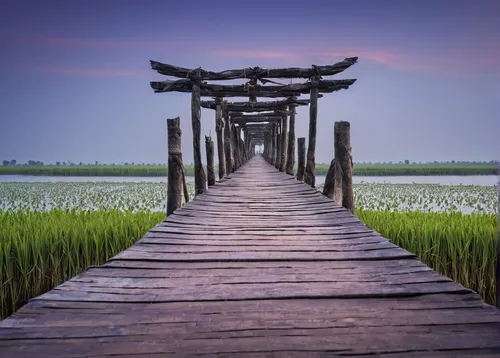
[150,78,356,96]
[231,116,282,124]
[201,98,316,111]
[150,57,358,80]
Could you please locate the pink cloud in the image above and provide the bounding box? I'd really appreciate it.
[212,46,500,76]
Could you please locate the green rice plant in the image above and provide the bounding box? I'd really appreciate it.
[0,209,165,320]
[356,209,497,305]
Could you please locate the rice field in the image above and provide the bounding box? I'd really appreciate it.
[0,181,498,319]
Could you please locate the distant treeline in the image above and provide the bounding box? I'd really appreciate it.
[0,164,497,177]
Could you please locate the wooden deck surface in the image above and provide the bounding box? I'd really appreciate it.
[1,156,499,357]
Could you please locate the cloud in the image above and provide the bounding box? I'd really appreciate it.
[212,46,500,76]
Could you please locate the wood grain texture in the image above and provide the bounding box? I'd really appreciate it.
[1,156,499,357]
[166,117,182,215]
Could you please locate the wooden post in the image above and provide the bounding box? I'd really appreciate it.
[271,124,277,166]
[275,131,281,169]
[286,102,296,175]
[335,121,354,213]
[191,83,207,195]
[297,137,306,181]
[305,79,319,187]
[322,158,343,204]
[223,104,234,174]
[279,114,288,172]
[205,135,215,187]
[232,124,240,170]
[167,117,183,216]
[215,98,225,180]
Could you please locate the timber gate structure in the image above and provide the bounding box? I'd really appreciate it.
[0,59,499,357]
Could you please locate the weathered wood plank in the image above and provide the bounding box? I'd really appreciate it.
[150,57,358,80]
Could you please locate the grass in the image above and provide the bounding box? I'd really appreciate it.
[0,164,497,176]
[357,209,497,305]
[0,209,165,319]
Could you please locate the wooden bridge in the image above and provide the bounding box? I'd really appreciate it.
[1,156,500,357]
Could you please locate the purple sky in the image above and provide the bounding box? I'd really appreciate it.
[1,0,499,165]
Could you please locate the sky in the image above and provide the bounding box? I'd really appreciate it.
[0,0,499,165]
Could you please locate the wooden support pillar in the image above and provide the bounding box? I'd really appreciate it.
[286,102,296,176]
[167,117,183,216]
[275,130,281,170]
[191,83,207,195]
[335,121,354,213]
[279,114,288,172]
[215,97,225,180]
[297,137,306,181]
[271,124,277,166]
[223,104,234,174]
[323,158,343,204]
[205,135,215,187]
[305,80,319,187]
[232,124,240,170]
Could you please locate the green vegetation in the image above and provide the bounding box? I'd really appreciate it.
[0,209,165,319]
[0,164,497,176]
[357,210,496,304]
[0,181,497,319]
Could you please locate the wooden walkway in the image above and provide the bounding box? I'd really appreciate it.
[1,156,499,357]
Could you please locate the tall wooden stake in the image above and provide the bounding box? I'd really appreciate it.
[297,137,306,181]
[167,117,183,216]
[271,124,277,166]
[286,103,296,175]
[305,81,319,187]
[275,131,281,169]
[191,83,207,195]
[223,104,234,174]
[335,121,354,213]
[232,124,240,170]
[205,135,215,186]
[215,97,225,180]
[279,114,288,172]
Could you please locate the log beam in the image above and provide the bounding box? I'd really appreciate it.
[279,114,288,172]
[335,121,354,213]
[201,98,316,112]
[150,57,358,80]
[151,78,356,97]
[205,135,215,187]
[305,79,319,187]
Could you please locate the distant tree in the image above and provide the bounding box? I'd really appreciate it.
[95,161,98,166]
[56,161,61,166]
[404,160,410,165]
[2,160,9,166]
[10,159,16,166]
[63,162,67,166]
[451,160,455,164]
